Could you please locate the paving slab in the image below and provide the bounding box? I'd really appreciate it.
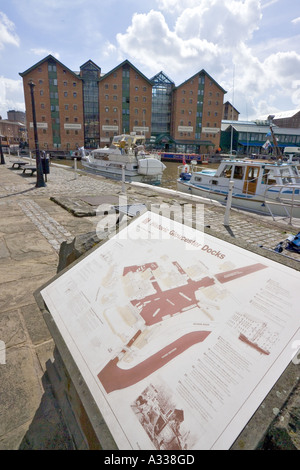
[0,239,10,259]
[0,215,36,235]
[0,255,57,284]
[0,346,43,442]
[4,231,55,261]
[20,303,53,345]
[0,309,27,348]
[0,274,57,313]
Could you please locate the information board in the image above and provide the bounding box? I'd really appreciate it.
[41,211,300,450]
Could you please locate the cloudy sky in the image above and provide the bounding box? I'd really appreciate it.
[0,0,299,121]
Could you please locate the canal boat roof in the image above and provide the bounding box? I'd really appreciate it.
[195,158,300,176]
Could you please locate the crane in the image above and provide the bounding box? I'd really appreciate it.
[269,125,282,160]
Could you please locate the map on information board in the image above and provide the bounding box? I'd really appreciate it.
[41,211,300,450]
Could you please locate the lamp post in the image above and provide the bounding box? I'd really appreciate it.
[0,135,5,165]
[28,80,46,187]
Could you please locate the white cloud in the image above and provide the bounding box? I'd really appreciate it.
[0,12,20,50]
[116,9,221,80]
[261,0,279,8]
[102,41,117,58]
[264,51,300,86]
[114,0,300,119]
[156,0,200,14]
[30,48,60,59]
[116,1,263,94]
[234,50,300,117]
[175,0,262,46]
[292,17,300,25]
[0,77,24,119]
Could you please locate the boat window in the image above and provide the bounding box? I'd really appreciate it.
[220,165,233,178]
[194,176,202,182]
[280,168,293,184]
[233,166,244,180]
[246,167,259,181]
[211,180,218,185]
[267,169,277,185]
[262,169,270,184]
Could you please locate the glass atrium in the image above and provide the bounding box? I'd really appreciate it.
[81,61,101,149]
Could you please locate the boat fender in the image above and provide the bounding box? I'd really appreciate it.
[180,172,192,181]
[286,232,300,253]
[274,232,300,254]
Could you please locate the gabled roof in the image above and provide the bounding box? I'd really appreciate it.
[19,54,82,80]
[0,119,24,126]
[257,110,300,121]
[175,69,227,94]
[224,101,240,114]
[99,59,153,86]
[271,110,300,120]
[154,133,177,144]
[151,71,175,85]
[80,60,101,71]
[221,121,300,136]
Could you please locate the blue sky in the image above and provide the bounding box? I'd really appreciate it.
[0,0,299,121]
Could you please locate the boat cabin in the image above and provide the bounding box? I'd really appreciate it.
[197,159,300,195]
[111,134,146,151]
[91,134,147,162]
[177,157,300,217]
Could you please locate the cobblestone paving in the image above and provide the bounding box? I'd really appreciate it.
[18,199,73,252]
[2,161,300,262]
[28,165,121,197]
[1,164,120,199]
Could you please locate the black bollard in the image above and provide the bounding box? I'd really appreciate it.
[28,80,46,187]
[0,136,5,165]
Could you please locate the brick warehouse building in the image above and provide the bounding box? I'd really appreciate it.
[20,55,227,154]
[171,71,226,153]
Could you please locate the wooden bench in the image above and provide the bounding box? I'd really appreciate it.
[11,161,27,169]
[22,165,37,176]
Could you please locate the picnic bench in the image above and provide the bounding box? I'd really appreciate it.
[22,165,37,176]
[11,160,27,169]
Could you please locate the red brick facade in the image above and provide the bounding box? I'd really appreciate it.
[20,56,226,153]
[269,111,300,129]
[99,63,152,144]
[223,101,240,121]
[57,64,84,150]
[21,58,84,152]
[171,71,226,152]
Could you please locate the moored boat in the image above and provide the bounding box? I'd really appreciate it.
[177,157,300,218]
[82,134,166,184]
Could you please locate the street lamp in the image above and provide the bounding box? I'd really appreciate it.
[28,80,46,187]
[0,135,5,165]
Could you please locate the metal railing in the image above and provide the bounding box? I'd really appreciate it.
[264,183,300,223]
[178,168,300,222]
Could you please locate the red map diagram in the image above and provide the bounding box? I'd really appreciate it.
[98,261,267,394]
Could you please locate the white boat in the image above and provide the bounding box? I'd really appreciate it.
[82,134,166,184]
[177,157,300,218]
